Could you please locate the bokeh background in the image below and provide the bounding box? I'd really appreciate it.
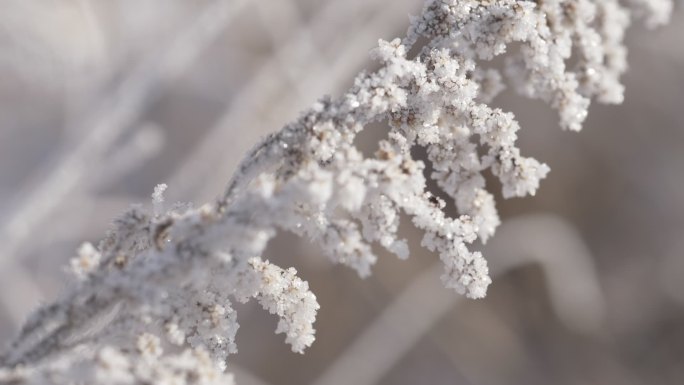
[1,1,683,384]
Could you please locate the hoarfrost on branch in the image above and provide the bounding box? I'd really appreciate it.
[0,0,672,383]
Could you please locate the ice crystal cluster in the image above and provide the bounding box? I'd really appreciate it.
[0,0,671,383]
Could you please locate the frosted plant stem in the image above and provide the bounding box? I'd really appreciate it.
[0,2,671,384]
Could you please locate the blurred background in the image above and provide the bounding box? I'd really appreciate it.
[0,1,683,384]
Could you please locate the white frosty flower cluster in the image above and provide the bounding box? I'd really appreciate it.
[0,0,671,384]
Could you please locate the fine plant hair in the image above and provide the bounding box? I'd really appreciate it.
[0,0,672,384]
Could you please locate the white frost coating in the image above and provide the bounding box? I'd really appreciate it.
[0,1,671,384]
[69,242,102,281]
[0,346,236,385]
[151,183,168,216]
[249,258,320,354]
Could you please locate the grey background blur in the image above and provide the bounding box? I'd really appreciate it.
[0,1,683,384]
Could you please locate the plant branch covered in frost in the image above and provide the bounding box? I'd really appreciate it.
[0,0,671,383]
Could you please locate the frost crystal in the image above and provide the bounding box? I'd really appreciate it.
[0,1,671,383]
[151,183,168,217]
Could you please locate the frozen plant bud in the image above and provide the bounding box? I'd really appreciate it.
[69,242,101,280]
